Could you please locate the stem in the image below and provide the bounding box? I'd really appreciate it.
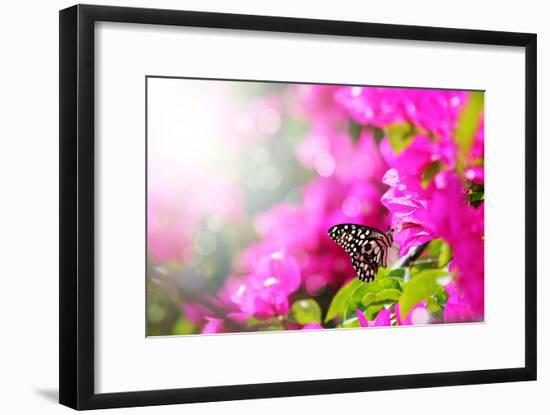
[392,242,429,269]
[409,258,439,266]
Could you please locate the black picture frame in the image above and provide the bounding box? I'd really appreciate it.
[59,4,537,410]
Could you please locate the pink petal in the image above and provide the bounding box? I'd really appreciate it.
[355,309,370,327]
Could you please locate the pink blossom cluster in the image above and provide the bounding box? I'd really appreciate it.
[335,86,468,139]
[380,133,484,320]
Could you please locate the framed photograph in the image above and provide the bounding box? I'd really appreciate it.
[59,4,537,410]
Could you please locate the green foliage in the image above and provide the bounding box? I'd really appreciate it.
[291,299,322,325]
[438,242,452,268]
[172,318,195,335]
[326,250,452,325]
[455,91,484,159]
[348,120,363,143]
[361,292,377,308]
[325,267,405,323]
[387,268,406,279]
[341,317,361,328]
[324,278,362,323]
[399,269,449,317]
[375,288,402,303]
[386,123,415,154]
[427,238,452,268]
[147,301,166,324]
[422,160,443,188]
[466,181,485,207]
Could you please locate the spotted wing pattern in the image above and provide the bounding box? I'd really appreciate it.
[328,224,393,282]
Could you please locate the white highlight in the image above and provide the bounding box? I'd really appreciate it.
[342,196,362,217]
[314,153,336,177]
[257,108,282,135]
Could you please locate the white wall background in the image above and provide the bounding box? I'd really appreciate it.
[0,0,545,413]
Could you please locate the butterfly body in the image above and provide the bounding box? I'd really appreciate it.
[328,224,394,282]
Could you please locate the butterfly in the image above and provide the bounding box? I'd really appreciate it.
[328,224,394,282]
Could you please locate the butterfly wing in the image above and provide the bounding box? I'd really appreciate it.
[328,224,392,282]
[351,255,377,283]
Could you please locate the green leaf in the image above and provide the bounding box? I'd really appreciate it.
[470,191,484,202]
[343,283,374,321]
[427,239,452,268]
[466,181,485,207]
[386,123,414,154]
[426,298,443,320]
[325,279,362,322]
[375,288,402,303]
[341,317,360,328]
[372,127,385,144]
[172,318,194,335]
[438,241,452,267]
[378,278,402,290]
[428,239,443,257]
[455,91,484,157]
[361,292,377,308]
[376,266,390,280]
[399,269,449,317]
[348,120,362,143]
[325,268,403,323]
[422,160,443,188]
[434,285,450,306]
[147,302,166,324]
[386,268,406,279]
[365,304,385,321]
[291,299,322,325]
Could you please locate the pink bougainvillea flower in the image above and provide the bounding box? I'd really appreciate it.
[356,309,369,327]
[291,84,346,128]
[380,134,457,175]
[334,86,467,139]
[180,277,250,334]
[356,302,429,328]
[384,170,484,320]
[465,118,484,184]
[443,281,478,323]
[380,134,461,255]
[382,165,484,321]
[252,203,316,253]
[464,166,484,184]
[381,168,436,255]
[230,250,302,320]
[297,128,354,182]
[470,118,484,162]
[201,317,226,334]
[302,323,324,330]
[353,130,389,181]
[355,308,392,327]
[181,303,212,326]
[335,87,407,127]
[373,308,393,326]
[403,89,468,139]
[428,172,484,319]
[298,128,387,184]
